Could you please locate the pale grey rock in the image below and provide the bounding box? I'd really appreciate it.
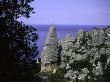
[60,34,75,64]
[74,29,86,48]
[65,68,89,81]
[59,62,66,68]
[41,26,110,81]
[42,76,49,80]
[45,25,58,46]
[78,68,89,80]
[66,63,71,69]
[69,59,74,64]
[76,29,85,43]
[74,54,86,61]
[60,34,75,50]
[93,61,103,76]
[107,57,110,65]
[85,32,92,46]
[64,70,78,81]
[91,29,105,46]
[100,48,106,55]
[91,29,99,45]
[105,26,110,43]
[60,28,109,81]
[74,41,81,49]
[106,48,110,57]
[87,76,91,79]
[98,29,105,44]
[41,25,58,72]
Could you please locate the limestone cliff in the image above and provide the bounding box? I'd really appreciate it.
[41,25,110,82]
[41,25,58,73]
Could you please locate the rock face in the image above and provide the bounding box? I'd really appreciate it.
[41,25,110,82]
[59,34,75,69]
[91,28,105,46]
[41,25,58,73]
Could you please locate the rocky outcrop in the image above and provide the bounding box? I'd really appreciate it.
[91,28,105,46]
[59,34,75,68]
[41,25,110,82]
[41,25,58,73]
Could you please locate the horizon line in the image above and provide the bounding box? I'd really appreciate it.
[28,24,110,26]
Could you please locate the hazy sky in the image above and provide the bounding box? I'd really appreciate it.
[18,0,110,25]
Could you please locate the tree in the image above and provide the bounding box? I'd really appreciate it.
[0,0,39,82]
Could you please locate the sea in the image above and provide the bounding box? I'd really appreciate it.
[33,25,108,57]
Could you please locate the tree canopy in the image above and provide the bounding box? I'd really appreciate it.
[0,0,39,82]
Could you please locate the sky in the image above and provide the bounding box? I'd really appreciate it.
[18,0,110,25]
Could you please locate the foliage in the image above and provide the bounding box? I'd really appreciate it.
[40,70,69,82]
[69,59,93,71]
[0,0,34,19]
[0,0,40,82]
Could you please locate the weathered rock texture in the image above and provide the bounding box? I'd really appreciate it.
[41,25,110,82]
[41,25,58,73]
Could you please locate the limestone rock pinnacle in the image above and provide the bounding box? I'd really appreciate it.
[41,25,58,73]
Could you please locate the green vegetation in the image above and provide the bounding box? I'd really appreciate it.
[39,70,69,82]
[0,0,40,82]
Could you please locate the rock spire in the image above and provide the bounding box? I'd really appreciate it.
[41,25,58,73]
